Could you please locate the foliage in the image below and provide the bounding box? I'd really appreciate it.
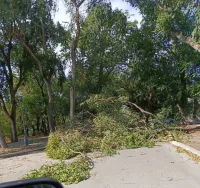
[46,131,90,159]
[171,130,187,142]
[77,3,129,95]
[24,157,91,185]
[1,0,200,150]
[46,94,166,159]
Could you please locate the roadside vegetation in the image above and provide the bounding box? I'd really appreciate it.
[24,157,92,185]
[176,146,200,163]
[24,95,186,184]
[1,0,200,185]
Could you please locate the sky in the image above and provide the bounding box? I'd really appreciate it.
[54,0,142,25]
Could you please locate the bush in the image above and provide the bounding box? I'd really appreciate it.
[46,112,159,159]
[24,157,90,185]
[46,131,91,160]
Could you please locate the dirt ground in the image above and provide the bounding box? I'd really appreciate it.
[184,131,200,151]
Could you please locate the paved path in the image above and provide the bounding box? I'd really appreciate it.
[0,144,200,188]
[68,144,200,188]
[0,152,58,183]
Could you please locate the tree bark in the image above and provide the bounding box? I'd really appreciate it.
[193,98,198,120]
[1,92,18,142]
[36,117,40,132]
[9,118,18,142]
[70,0,85,126]
[70,87,74,126]
[0,124,8,148]
[180,70,187,108]
[177,104,187,125]
[32,124,36,136]
[0,41,20,142]
[9,92,18,142]
[45,79,55,132]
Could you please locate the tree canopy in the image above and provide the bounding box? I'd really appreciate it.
[1,0,200,147]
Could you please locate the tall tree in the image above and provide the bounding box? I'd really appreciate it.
[64,0,85,125]
[14,0,66,132]
[126,0,200,53]
[78,3,129,95]
[0,67,8,147]
[0,11,28,141]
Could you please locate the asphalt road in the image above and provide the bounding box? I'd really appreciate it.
[1,143,200,188]
[67,144,200,188]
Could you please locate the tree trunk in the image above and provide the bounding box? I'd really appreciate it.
[36,117,40,132]
[9,118,18,142]
[32,124,36,136]
[10,95,18,142]
[177,104,187,125]
[46,117,50,134]
[0,124,8,148]
[70,37,76,126]
[173,32,200,53]
[193,98,198,120]
[180,70,187,108]
[42,119,48,136]
[45,80,55,132]
[70,87,75,126]
[69,1,84,125]
[1,91,18,142]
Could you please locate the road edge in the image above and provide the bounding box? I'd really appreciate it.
[171,141,200,157]
[0,147,45,159]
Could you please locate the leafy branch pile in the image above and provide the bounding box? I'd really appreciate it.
[46,131,91,159]
[25,95,185,184]
[24,157,91,185]
[45,95,174,158]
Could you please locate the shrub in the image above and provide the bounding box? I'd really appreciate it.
[46,131,91,160]
[23,157,90,185]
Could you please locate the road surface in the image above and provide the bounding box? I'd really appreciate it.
[68,144,200,188]
[0,143,200,188]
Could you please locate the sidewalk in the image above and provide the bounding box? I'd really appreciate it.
[0,137,48,159]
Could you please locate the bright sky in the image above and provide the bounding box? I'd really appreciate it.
[54,0,142,25]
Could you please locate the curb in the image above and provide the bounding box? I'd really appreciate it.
[0,147,45,159]
[171,141,200,157]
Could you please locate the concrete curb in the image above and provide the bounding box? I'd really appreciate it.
[171,141,200,157]
[0,147,45,159]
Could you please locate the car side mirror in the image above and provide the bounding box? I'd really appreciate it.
[0,178,63,188]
